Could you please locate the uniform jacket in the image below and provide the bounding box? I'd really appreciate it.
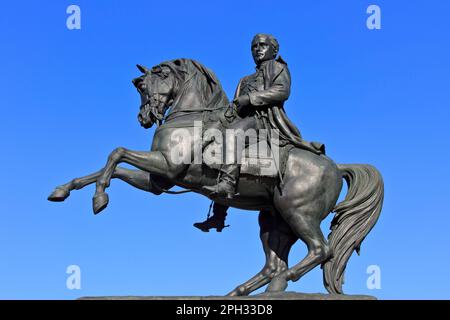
[234,57,324,154]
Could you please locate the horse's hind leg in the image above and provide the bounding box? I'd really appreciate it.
[267,185,331,292]
[266,218,330,292]
[48,167,166,201]
[227,210,297,296]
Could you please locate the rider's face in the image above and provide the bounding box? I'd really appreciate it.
[251,37,276,65]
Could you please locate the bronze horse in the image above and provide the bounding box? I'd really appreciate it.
[48,59,384,296]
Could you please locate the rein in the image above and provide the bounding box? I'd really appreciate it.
[163,105,225,123]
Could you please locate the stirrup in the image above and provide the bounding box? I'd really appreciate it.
[203,182,236,199]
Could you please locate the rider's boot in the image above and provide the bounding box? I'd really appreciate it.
[193,205,228,232]
[203,164,239,199]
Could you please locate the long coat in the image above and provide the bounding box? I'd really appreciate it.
[234,57,325,155]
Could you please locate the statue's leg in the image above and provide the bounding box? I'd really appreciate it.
[267,184,331,293]
[227,210,296,296]
[265,221,330,293]
[48,167,171,201]
[93,148,178,214]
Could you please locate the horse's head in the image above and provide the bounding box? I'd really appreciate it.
[132,62,179,128]
[132,59,228,129]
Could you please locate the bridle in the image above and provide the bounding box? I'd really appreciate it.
[139,62,226,127]
[139,92,168,127]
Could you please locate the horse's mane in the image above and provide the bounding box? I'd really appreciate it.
[158,58,218,85]
[155,58,229,112]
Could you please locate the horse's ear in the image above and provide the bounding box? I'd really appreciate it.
[136,64,149,74]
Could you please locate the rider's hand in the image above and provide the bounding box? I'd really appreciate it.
[233,94,250,116]
[236,94,250,108]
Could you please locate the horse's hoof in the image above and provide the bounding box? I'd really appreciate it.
[265,276,288,293]
[226,290,240,297]
[92,193,109,214]
[226,286,247,297]
[48,187,70,202]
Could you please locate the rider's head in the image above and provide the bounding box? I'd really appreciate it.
[251,34,279,66]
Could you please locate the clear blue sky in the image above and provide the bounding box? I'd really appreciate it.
[1,0,449,299]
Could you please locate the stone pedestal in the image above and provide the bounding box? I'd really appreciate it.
[79,292,376,300]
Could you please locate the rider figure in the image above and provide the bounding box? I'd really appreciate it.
[194,33,324,232]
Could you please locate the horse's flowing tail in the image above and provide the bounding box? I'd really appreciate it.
[322,164,384,294]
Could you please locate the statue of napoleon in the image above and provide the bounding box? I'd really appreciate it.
[48,33,383,296]
[194,33,324,232]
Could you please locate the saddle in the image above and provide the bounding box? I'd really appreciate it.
[203,140,294,179]
[200,108,322,180]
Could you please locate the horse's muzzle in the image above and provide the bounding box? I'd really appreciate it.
[138,107,153,129]
[138,116,153,129]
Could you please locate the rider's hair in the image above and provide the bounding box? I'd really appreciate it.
[252,33,279,56]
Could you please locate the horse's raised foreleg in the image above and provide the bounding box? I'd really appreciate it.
[227,210,296,296]
[93,147,178,214]
[48,167,170,202]
[48,169,104,202]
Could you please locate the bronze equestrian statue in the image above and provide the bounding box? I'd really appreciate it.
[48,34,384,296]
